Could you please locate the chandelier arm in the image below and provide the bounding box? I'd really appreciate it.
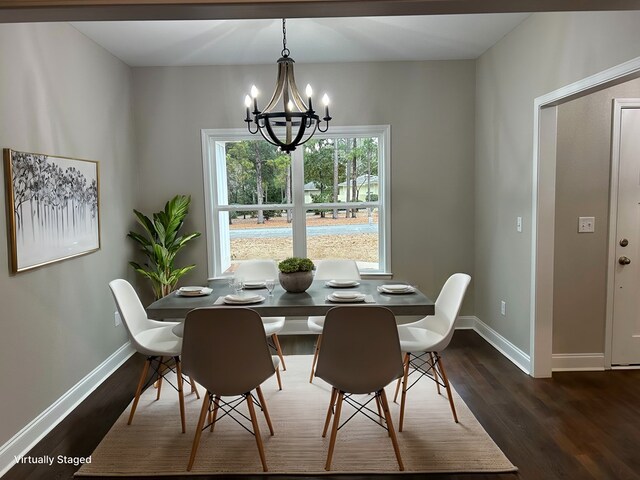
[246,120,259,135]
[317,119,330,133]
[288,119,308,148]
[263,60,287,113]
[262,117,288,149]
[286,62,309,111]
[257,120,283,149]
[296,121,319,146]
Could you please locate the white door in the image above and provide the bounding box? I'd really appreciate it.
[611,102,640,365]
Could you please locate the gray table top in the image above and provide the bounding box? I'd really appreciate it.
[146,279,435,319]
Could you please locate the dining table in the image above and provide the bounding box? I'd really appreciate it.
[146,278,435,320]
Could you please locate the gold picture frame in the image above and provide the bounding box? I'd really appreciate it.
[3,148,101,273]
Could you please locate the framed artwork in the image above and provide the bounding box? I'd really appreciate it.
[3,149,100,273]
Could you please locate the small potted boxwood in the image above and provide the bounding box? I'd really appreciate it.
[278,257,315,293]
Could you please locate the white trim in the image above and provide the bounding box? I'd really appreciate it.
[605,99,640,369]
[531,55,640,378]
[531,105,558,378]
[552,353,605,372]
[0,343,135,478]
[200,125,391,278]
[472,317,531,374]
[291,148,306,257]
[454,316,476,330]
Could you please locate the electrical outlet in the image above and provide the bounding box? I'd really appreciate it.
[114,311,121,327]
[500,301,506,316]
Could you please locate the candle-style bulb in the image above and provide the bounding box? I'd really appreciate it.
[322,94,330,106]
[250,85,259,98]
[305,84,313,98]
[244,95,252,108]
[287,100,294,111]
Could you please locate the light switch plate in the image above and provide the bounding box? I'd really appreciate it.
[578,216,595,233]
[516,217,522,233]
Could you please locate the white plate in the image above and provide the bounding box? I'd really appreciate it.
[223,294,265,305]
[327,294,366,303]
[331,291,363,299]
[326,280,360,288]
[244,281,266,289]
[176,287,212,297]
[377,285,415,294]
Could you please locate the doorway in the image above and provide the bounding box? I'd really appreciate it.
[532,58,640,377]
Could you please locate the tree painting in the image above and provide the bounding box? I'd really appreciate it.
[4,149,100,272]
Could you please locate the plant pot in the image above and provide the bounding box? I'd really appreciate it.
[279,271,314,293]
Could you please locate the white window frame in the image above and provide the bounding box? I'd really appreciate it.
[201,125,391,279]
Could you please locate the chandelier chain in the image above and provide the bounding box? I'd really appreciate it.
[281,19,290,57]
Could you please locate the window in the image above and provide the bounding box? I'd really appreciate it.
[202,125,390,277]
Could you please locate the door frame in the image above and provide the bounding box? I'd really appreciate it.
[531,56,640,377]
[605,99,640,367]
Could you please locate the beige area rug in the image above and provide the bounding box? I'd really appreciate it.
[77,355,516,476]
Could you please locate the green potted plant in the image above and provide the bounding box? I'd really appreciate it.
[128,195,201,300]
[278,257,315,293]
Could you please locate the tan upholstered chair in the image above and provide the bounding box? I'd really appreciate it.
[308,259,361,382]
[315,306,404,471]
[108,279,187,433]
[394,273,471,430]
[234,259,287,370]
[181,307,281,472]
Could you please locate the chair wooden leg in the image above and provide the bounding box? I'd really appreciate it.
[272,333,286,371]
[398,353,410,432]
[275,366,283,391]
[128,358,151,425]
[375,392,386,428]
[436,354,458,423]
[155,357,163,401]
[379,389,404,471]
[325,390,344,471]
[246,392,268,472]
[187,393,211,471]
[322,387,338,437]
[309,334,322,383]
[394,353,409,403]
[429,352,441,394]
[210,395,220,432]
[189,376,200,399]
[256,386,274,436]
[175,357,186,433]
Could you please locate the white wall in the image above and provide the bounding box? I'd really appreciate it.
[132,60,477,311]
[0,23,137,446]
[475,11,640,354]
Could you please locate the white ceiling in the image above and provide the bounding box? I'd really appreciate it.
[71,14,529,67]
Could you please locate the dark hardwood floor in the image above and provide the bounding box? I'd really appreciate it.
[6,330,640,480]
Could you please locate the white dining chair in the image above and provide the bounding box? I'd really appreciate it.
[308,259,361,383]
[108,279,187,433]
[182,307,280,472]
[393,273,471,431]
[316,306,404,471]
[234,259,287,370]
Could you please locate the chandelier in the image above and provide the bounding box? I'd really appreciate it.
[244,19,332,153]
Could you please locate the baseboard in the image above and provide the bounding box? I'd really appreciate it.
[455,316,476,329]
[468,317,531,375]
[552,353,605,371]
[0,342,135,478]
